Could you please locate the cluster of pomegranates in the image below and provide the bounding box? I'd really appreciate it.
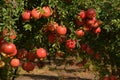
[43,21,67,44]
[0,29,17,57]
[22,6,52,21]
[10,48,46,72]
[1,7,116,79]
[0,42,47,72]
[75,8,101,36]
[0,31,47,72]
[0,6,53,71]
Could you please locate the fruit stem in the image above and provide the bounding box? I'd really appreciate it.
[12,67,18,80]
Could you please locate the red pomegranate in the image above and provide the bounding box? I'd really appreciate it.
[10,58,20,67]
[0,42,17,55]
[22,62,35,72]
[66,39,76,49]
[36,48,47,58]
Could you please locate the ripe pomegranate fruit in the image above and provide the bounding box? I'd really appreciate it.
[56,26,67,35]
[42,6,52,17]
[31,8,42,19]
[36,48,47,58]
[78,10,86,19]
[76,29,85,37]
[47,22,58,32]
[22,10,31,21]
[10,58,20,67]
[66,39,76,49]
[47,33,57,43]
[0,42,17,55]
[94,27,101,34]
[86,8,96,18]
[22,62,35,72]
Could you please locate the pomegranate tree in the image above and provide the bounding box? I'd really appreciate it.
[0,0,120,80]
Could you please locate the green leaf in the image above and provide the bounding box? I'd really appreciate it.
[23,24,32,31]
[103,25,111,32]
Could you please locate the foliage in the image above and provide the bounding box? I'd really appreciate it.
[0,0,120,80]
